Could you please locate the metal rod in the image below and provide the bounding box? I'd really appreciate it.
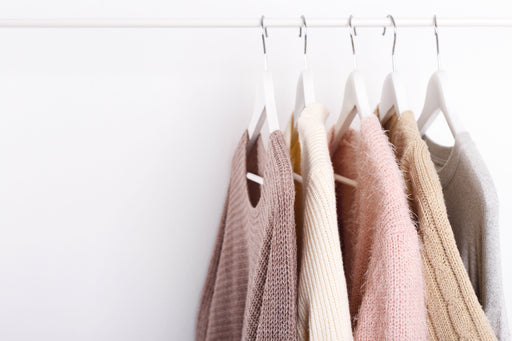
[0,17,511,28]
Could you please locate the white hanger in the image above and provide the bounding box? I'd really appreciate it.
[417,15,465,137]
[378,15,410,124]
[290,16,356,188]
[328,16,373,188]
[293,15,315,127]
[246,16,280,185]
[331,16,372,151]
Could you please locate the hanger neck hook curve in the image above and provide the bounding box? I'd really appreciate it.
[260,15,269,71]
[348,15,357,69]
[299,15,308,68]
[434,15,441,71]
[382,14,397,72]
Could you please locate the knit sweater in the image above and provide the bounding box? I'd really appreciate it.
[195,131,297,341]
[425,132,510,340]
[285,104,353,341]
[384,111,497,340]
[329,115,427,340]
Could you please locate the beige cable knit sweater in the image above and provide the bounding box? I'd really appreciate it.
[285,104,353,341]
[425,133,510,340]
[196,131,297,341]
[384,111,496,341]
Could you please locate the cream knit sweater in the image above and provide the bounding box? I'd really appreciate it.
[285,104,353,341]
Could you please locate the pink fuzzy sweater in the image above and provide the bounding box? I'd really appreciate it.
[329,116,427,340]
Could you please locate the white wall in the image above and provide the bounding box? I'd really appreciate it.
[0,1,511,340]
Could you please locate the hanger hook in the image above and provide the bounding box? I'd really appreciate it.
[299,15,308,68]
[260,15,269,71]
[348,15,357,69]
[382,14,397,72]
[433,15,441,70]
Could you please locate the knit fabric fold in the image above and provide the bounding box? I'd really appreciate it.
[384,111,497,341]
[284,113,304,271]
[285,104,353,341]
[329,115,427,340]
[195,131,297,341]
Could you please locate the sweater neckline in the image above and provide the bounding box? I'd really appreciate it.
[423,132,470,188]
[239,130,275,213]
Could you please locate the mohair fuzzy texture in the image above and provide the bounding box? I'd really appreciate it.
[195,131,297,341]
[285,104,353,341]
[425,131,510,341]
[329,115,427,341]
[385,111,497,341]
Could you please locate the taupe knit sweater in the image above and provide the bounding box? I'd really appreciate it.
[384,111,496,340]
[195,131,297,341]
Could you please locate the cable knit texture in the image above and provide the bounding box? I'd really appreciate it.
[195,131,297,341]
[425,132,510,340]
[329,115,427,341]
[384,111,497,341]
[285,104,353,341]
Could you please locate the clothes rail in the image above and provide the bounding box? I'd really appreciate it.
[0,17,512,28]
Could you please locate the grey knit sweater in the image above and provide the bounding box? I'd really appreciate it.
[196,131,297,341]
[426,132,510,340]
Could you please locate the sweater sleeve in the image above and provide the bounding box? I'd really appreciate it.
[195,191,229,341]
[255,186,297,341]
[253,142,297,341]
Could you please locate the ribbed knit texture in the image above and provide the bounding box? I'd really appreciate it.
[425,132,510,340]
[195,130,297,341]
[385,111,497,341]
[329,115,427,341]
[285,104,353,340]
